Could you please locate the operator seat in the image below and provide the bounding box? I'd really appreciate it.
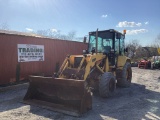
[103,46,111,54]
[103,46,115,66]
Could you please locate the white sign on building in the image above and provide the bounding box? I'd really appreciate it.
[17,44,44,62]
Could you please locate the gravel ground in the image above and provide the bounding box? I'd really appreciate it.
[0,67,160,120]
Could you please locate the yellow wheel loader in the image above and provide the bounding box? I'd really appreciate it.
[23,29,132,116]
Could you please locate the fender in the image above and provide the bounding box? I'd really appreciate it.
[117,56,131,69]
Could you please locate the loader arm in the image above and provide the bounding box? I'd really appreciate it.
[57,53,107,81]
[83,54,106,80]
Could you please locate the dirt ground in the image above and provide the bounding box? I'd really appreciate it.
[0,67,160,120]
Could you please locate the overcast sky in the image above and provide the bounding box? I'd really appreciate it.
[0,0,160,46]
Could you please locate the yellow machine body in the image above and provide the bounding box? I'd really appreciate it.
[24,29,132,116]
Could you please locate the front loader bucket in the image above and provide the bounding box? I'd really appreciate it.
[23,76,92,116]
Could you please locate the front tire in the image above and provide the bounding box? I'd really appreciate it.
[116,62,132,87]
[99,72,116,98]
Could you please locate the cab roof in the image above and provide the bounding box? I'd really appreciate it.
[89,29,124,35]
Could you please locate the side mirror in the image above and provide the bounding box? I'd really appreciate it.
[83,37,87,43]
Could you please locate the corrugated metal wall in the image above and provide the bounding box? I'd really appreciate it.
[0,33,87,85]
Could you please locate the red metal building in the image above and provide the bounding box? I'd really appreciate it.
[0,31,87,85]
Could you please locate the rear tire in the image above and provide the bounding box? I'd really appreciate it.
[99,72,116,98]
[116,62,132,87]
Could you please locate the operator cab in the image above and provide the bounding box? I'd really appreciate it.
[88,29,126,66]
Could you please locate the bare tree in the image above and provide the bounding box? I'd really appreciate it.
[150,33,160,48]
[67,30,76,40]
[36,29,77,41]
[155,33,160,48]
[0,22,9,30]
[126,39,141,58]
[125,35,160,61]
[36,30,48,36]
[135,46,145,58]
